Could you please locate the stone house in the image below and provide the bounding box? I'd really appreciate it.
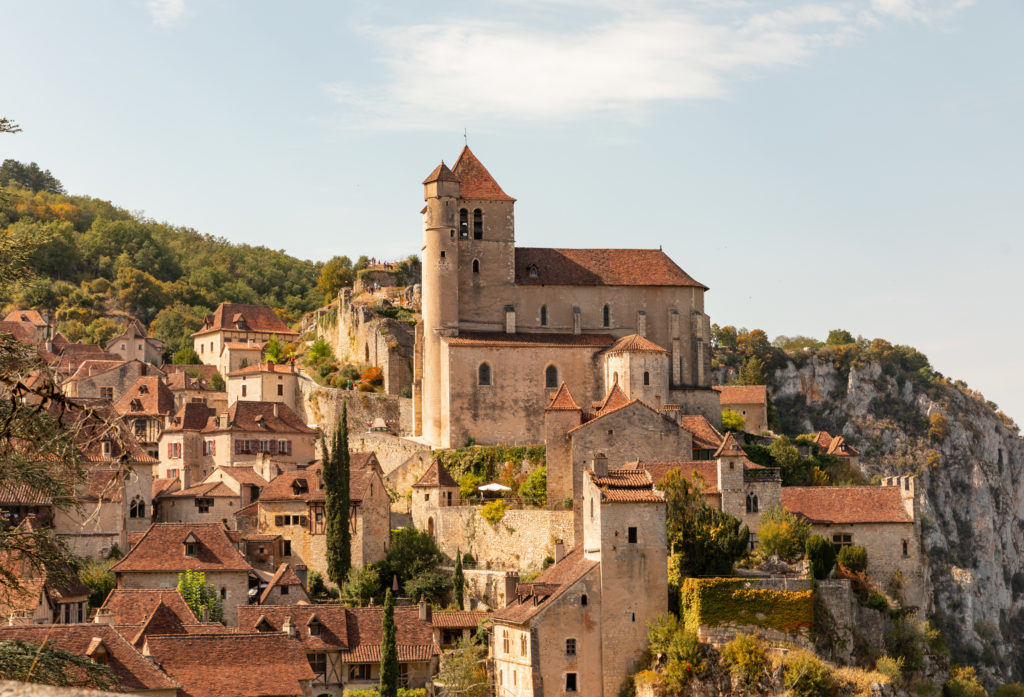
[410,459,461,537]
[227,360,300,414]
[111,523,253,626]
[153,480,241,527]
[811,430,862,469]
[0,624,179,696]
[3,308,51,342]
[63,358,165,403]
[203,466,268,508]
[677,413,725,459]
[713,384,769,434]
[113,376,176,458]
[218,340,265,380]
[236,601,441,695]
[97,587,204,629]
[105,320,164,365]
[415,147,720,448]
[235,454,390,579]
[0,523,92,625]
[39,333,112,382]
[490,462,667,697]
[142,632,315,697]
[432,610,490,649]
[258,563,311,605]
[164,364,229,412]
[192,302,298,374]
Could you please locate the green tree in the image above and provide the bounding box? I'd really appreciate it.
[174,347,201,365]
[379,588,399,697]
[79,557,117,609]
[0,159,66,194]
[116,267,169,322]
[317,255,355,300]
[264,336,287,364]
[0,639,117,690]
[944,666,987,697]
[663,468,749,576]
[323,407,352,585]
[341,564,380,606]
[379,527,446,595]
[307,337,333,365]
[453,548,465,610]
[518,466,547,507]
[436,637,489,697]
[736,355,767,385]
[177,569,223,623]
[647,613,705,691]
[757,505,810,562]
[768,436,803,482]
[721,634,768,690]
[210,371,225,391]
[404,568,452,606]
[837,545,868,573]
[826,329,855,345]
[805,535,837,580]
[721,409,746,432]
[150,302,209,360]
[711,324,738,349]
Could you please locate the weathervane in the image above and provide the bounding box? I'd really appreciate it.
[464,128,468,146]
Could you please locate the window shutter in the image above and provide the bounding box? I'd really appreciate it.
[235,440,242,455]
[275,515,284,526]
[211,441,215,456]
[167,443,172,458]
[270,440,278,455]
[300,515,309,528]
[286,440,292,455]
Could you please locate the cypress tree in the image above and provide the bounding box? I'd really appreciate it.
[324,404,352,585]
[453,548,465,610]
[379,588,399,697]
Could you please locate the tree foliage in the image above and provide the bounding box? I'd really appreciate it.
[379,588,399,697]
[837,545,868,574]
[436,637,489,697]
[342,565,380,607]
[177,569,224,623]
[721,409,746,433]
[662,468,749,576]
[0,638,118,690]
[0,159,65,194]
[647,613,705,691]
[757,505,810,562]
[453,548,465,610]
[323,407,352,586]
[518,466,547,507]
[379,527,446,598]
[735,355,767,386]
[317,255,356,301]
[805,535,837,580]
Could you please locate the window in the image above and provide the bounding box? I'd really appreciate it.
[63,604,70,624]
[832,533,853,550]
[643,371,650,386]
[478,363,491,386]
[424,493,430,502]
[220,587,226,599]
[749,532,758,552]
[129,496,145,519]
[902,539,909,556]
[459,208,469,236]
[580,594,588,607]
[628,527,638,544]
[746,494,758,513]
[308,653,326,678]
[473,208,483,239]
[134,420,146,438]
[167,442,181,459]
[196,498,212,513]
[282,539,292,556]
[502,630,510,654]
[528,264,538,278]
[545,365,559,388]
[185,542,197,557]
[540,305,548,326]
[566,673,578,692]
[566,638,576,656]
[602,304,610,327]
[472,259,480,274]
[101,440,112,457]
[349,664,371,680]
[120,343,126,351]
[520,634,527,655]
[241,384,247,397]
[309,620,321,637]
[440,250,445,258]
[280,585,289,595]
[100,387,114,401]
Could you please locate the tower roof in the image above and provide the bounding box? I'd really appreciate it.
[451,146,515,201]
[423,161,459,185]
[605,334,668,354]
[412,459,459,488]
[545,382,581,411]
[596,383,631,414]
[714,432,745,458]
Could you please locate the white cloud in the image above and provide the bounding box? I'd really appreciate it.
[148,0,187,27]
[326,0,977,129]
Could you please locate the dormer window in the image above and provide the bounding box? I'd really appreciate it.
[308,618,321,637]
[101,440,113,457]
[292,479,309,496]
[184,533,199,557]
[139,384,149,394]
[256,618,273,633]
[527,264,538,279]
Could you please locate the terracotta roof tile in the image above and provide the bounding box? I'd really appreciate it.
[431,610,490,629]
[192,303,297,338]
[714,384,767,405]
[66,359,128,382]
[113,376,175,417]
[515,248,707,288]
[492,549,598,625]
[604,334,667,354]
[203,401,314,435]
[144,632,314,697]
[596,383,630,413]
[157,481,236,500]
[444,331,615,349]
[259,563,305,604]
[678,414,724,451]
[111,523,251,573]
[342,607,440,663]
[0,482,51,505]
[165,402,214,432]
[628,460,720,493]
[812,431,833,449]
[451,146,515,201]
[0,321,37,344]
[152,477,178,500]
[781,486,911,525]
[4,309,47,327]
[226,361,297,377]
[100,588,197,626]
[545,382,582,412]
[217,466,269,488]
[825,435,860,457]
[423,161,459,185]
[164,364,218,382]
[237,605,349,651]
[412,459,458,488]
[714,432,745,458]
[588,468,664,503]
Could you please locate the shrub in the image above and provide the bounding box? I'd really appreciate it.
[837,545,868,574]
[357,382,375,392]
[361,365,383,385]
[865,592,890,613]
[646,614,704,691]
[173,347,201,364]
[783,650,835,697]
[996,684,1024,697]
[480,499,507,526]
[79,557,117,609]
[209,371,225,391]
[308,570,340,600]
[518,466,547,507]
[722,409,746,432]
[885,618,928,671]
[403,568,452,606]
[757,505,811,562]
[542,556,554,569]
[929,412,949,442]
[805,535,837,580]
[944,666,987,697]
[721,634,767,689]
[876,655,904,685]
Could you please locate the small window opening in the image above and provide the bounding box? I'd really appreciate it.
[902,539,909,556]
[478,363,491,386]
[566,673,578,692]
[566,638,576,656]
[580,594,588,607]
[602,304,610,327]
[473,209,483,239]
[643,371,650,386]
[472,259,480,274]
[628,527,637,544]
[459,208,469,235]
[540,305,547,326]
[545,365,558,389]
[440,250,446,258]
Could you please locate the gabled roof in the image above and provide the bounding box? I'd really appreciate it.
[192,302,297,337]
[595,383,630,414]
[604,333,668,354]
[714,384,768,405]
[113,376,175,417]
[164,363,219,382]
[0,624,178,691]
[4,309,47,327]
[156,481,236,500]
[259,563,305,604]
[781,486,912,525]
[202,401,314,435]
[824,434,860,457]
[259,462,376,504]
[237,605,349,651]
[423,161,460,185]
[491,549,598,626]
[0,320,37,344]
[66,359,128,382]
[515,248,707,288]
[412,459,459,489]
[451,146,515,201]
[444,331,615,349]
[100,588,197,626]
[545,382,581,412]
[56,401,158,466]
[111,523,251,574]
[0,538,91,618]
[105,320,163,351]
[226,361,297,377]
[714,432,745,458]
[216,466,269,488]
[342,606,441,663]
[144,632,314,697]
[626,460,722,494]
[568,394,674,435]
[165,402,213,432]
[588,468,665,503]
[678,414,724,451]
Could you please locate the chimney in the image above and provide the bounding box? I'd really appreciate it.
[637,310,647,337]
[273,403,279,418]
[572,307,581,335]
[267,359,275,368]
[553,539,565,564]
[202,605,210,623]
[180,466,191,490]
[94,608,114,625]
[504,305,516,334]
[592,453,608,477]
[418,596,431,623]
[283,616,298,638]
[219,413,228,429]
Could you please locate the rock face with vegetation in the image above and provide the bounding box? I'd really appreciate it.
[715,328,1024,683]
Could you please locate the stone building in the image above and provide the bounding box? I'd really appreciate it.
[111,523,253,626]
[113,376,176,458]
[105,320,165,366]
[258,563,311,605]
[227,360,300,414]
[153,480,240,527]
[0,523,92,625]
[192,302,298,376]
[410,459,461,537]
[713,384,769,435]
[62,359,165,403]
[415,147,719,447]
[811,430,861,469]
[235,454,391,579]
[490,463,667,697]
[164,364,229,412]
[3,308,51,342]
[236,601,441,695]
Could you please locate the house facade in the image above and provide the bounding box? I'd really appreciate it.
[105,320,165,365]
[192,302,298,375]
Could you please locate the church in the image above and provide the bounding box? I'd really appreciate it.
[414,147,721,448]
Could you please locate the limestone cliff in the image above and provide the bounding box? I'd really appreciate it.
[766,355,1024,682]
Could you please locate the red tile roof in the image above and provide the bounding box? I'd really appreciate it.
[812,431,833,450]
[0,624,178,691]
[515,248,707,288]
[66,358,128,382]
[100,588,197,626]
[588,468,665,503]
[604,334,667,354]
[165,402,213,431]
[203,401,314,435]
[152,477,178,500]
[113,376,175,417]
[678,414,724,451]
[423,161,459,185]
[217,466,269,488]
[0,482,51,505]
[781,486,912,524]
[144,632,314,697]
[4,309,47,327]
[237,605,349,651]
[545,382,582,412]
[111,523,252,574]
[259,462,374,504]
[259,563,305,604]
[431,610,490,629]
[157,481,236,500]
[492,549,598,625]
[444,331,615,349]
[83,470,123,502]
[627,460,721,494]
[412,459,459,489]
[595,383,631,414]
[714,384,768,405]
[451,146,515,201]
[165,364,219,382]
[192,303,297,338]
[824,435,860,457]
[226,361,297,377]
[0,321,37,344]
[715,432,745,458]
[342,607,440,663]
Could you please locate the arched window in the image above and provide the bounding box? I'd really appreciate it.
[540,305,548,326]
[478,363,492,386]
[459,208,469,236]
[752,495,759,513]
[643,371,650,386]
[545,365,559,389]
[472,259,480,274]
[473,209,483,239]
[602,304,610,327]
[746,494,752,513]
[427,517,435,537]
[129,496,145,519]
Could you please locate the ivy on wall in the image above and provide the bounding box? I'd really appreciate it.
[681,578,813,636]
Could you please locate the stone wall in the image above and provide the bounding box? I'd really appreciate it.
[296,372,412,435]
[451,567,519,610]
[385,451,434,515]
[349,432,430,475]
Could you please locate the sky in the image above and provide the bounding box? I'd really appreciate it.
[2,0,1022,424]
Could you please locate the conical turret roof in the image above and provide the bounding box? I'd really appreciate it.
[545,382,581,411]
[423,161,460,185]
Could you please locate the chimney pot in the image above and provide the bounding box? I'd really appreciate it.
[554,539,565,564]
[282,615,295,637]
[95,608,113,625]
[273,403,279,418]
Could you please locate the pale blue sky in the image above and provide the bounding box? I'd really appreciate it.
[3,0,1022,423]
